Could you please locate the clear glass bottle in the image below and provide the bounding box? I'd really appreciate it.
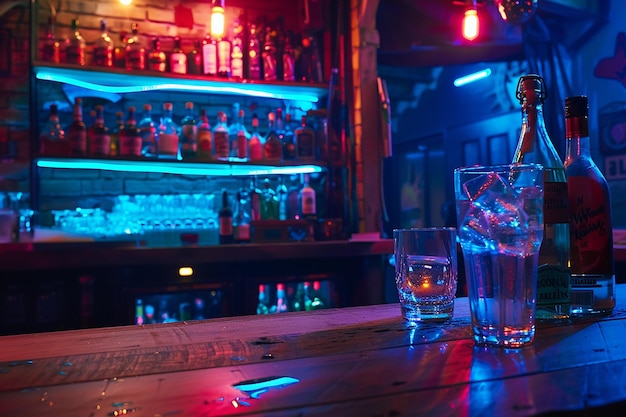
[233,191,251,244]
[512,74,571,321]
[295,115,316,161]
[40,104,67,156]
[563,95,615,316]
[219,189,233,244]
[235,109,250,160]
[110,111,124,157]
[217,36,231,78]
[264,112,282,162]
[170,36,187,74]
[231,16,244,79]
[119,106,142,157]
[213,111,230,160]
[93,19,114,67]
[283,34,296,82]
[138,104,156,157]
[88,105,111,157]
[247,24,262,80]
[228,103,241,158]
[125,23,145,71]
[157,102,179,159]
[282,111,296,161]
[249,177,262,221]
[147,37,166,73]
[248,113,264,162]
[197,108,213,160]
[41,16,60,64]
[67,98,87,157]
[180,102,198,159]
[65,19,86,66]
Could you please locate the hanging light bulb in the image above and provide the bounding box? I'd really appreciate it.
[462,6,479,41]
[211,0,225,38]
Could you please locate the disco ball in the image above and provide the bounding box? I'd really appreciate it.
[495,0,538,25]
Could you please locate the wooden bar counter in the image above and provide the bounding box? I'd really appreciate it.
[2,286,626,416]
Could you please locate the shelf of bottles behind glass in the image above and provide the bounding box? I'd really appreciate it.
[41,15,324,83]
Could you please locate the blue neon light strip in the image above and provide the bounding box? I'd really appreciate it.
[34,65,326,103]
[453,68,492,87]
[36,158,323,176]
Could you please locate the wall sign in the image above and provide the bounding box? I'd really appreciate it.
[604,154,626,180]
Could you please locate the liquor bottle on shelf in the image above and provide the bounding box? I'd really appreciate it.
[249,177,262,221]
[295,115,316,161]
[248,113,264,162]
[197,108,213,160]
[213,111,230,160]
[300,173,316,221]
[147,37,166,72]
[230,17,244,79]
[114,31,128,68]
[217,36,232,78]
[264,112,282,162]
[119,106,142,157]
[67,98,87,157]
[228,103,241,158]
[65,19,86,66]
[125,23,145,71]
[139,104,157,157]
[277,176,288,220]
[180,102,198,159]
[201,34,218,76]
[41,16,60,63]
[88,105,111,157]
[157,102,179,159]
[170,36,187,74]
[283,33,296,82]
[310,281,327,310]
[296,36,323,83]
[235,109,250,160]
[93,19,114,68]
[302,281,313,311]
[110,111,124,157]
[512,74,571,321]
[40,104,68,156]
[563,95,615,316]
[247,24,262,80]
[219,189,234,244]
[281,111,296,161]
[261,178,279,220]
[187,40,202,75]
[273,283,289,313]
[262,27,278,81]
[257,284,270,315]
[233,191,251,244]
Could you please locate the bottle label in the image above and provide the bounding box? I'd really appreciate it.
[219,217,233,235]
[181,125,198,152]
[90,133,111,155]
[237,132,247,159]
[68,130,87,156]
[170,53,187,74]
[232,56,243,78]
[119,134,142,156]
[235,224,250,241]
[65,44,84,65]
[197,129,212,158]
[536,264,571,306]
[127,50,145,70]
[543,181,569,224]
[202,43,217,75]
[214,131,229,159]
[158,132,179,156]
[302,191,316,215]
[297,132,315,159]
[218,41,231,75]
[568,176,613,274]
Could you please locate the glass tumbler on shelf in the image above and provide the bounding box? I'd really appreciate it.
[455,163,544,348]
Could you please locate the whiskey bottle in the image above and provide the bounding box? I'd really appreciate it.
[119,106,142,157]
[512,74,571,320]
[264,112,282,162]
[295,115,316,161]
[41,16,60,63]
[217,36,232,78]
[248,113,264,161]
[125,23,145,71]
[147,38,166,73]
[300,173,317,220]
[170,36,187,74]
[187,41,202,75]
[138,104,156,157]
[65,19,86,66]
[197,108,213,160]
[201,34,218,76]
[88,105,111,156]
[219,189,234,244]
[93,19,114,67]
[180,102,198,159]
[235,109,250,160]
[157,102,179,159]
[41,104,68,156]
[247,24,262,80]
[213,111,230,160]
[110,111,124,157]
[563,95,615,316]
[67,98,87,157]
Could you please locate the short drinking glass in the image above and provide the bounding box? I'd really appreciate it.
[393,228,458,323]
[455,163,544,348]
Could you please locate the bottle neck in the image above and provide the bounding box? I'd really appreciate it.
[565,115,591,160]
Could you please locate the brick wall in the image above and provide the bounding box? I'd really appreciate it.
[1,0,328,219]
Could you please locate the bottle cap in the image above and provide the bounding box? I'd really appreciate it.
[516,74,546,104]
[565,96,588,118]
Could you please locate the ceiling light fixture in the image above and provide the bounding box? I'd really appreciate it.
[210,0,225,38]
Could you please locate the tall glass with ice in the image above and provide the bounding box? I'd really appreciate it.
[454,164,544,348]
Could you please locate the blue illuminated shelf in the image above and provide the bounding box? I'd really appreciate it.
[33,63,328,103]
[36,157,324,177]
